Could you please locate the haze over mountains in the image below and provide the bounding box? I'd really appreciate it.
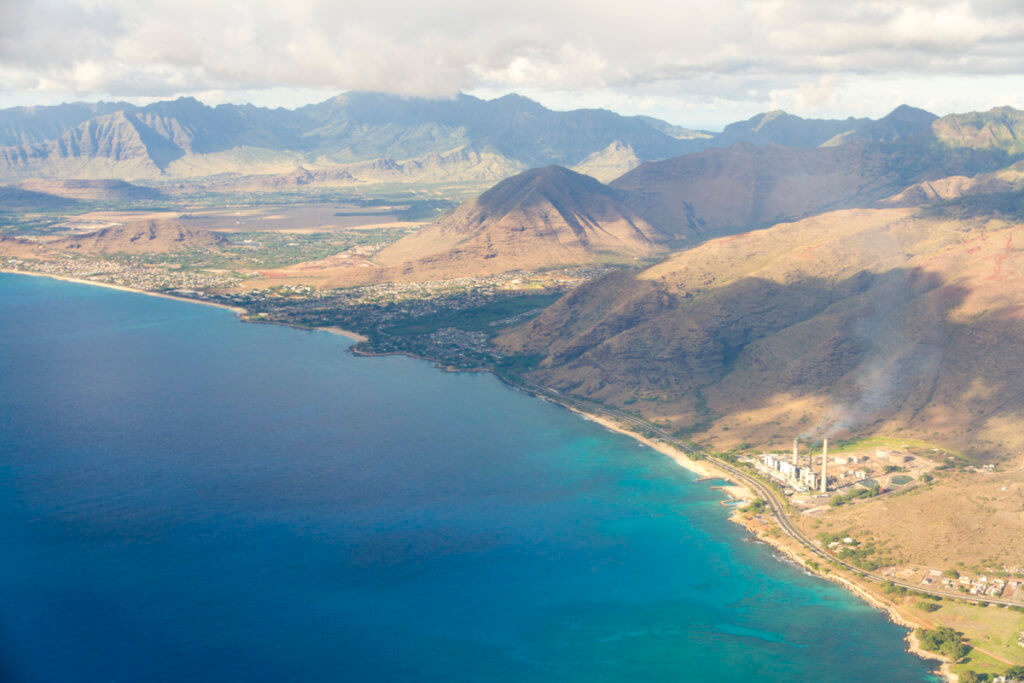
[0,92,700,181]
[3,91,1023,187]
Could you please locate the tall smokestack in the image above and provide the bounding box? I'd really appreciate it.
[793,438,799,467]
[821,438,828,493]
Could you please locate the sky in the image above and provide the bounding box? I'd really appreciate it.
[2,0,1024,130]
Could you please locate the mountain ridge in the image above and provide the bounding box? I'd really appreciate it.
[260,166,669,287]
[6,95,1021,185]
[497,204,1024,461]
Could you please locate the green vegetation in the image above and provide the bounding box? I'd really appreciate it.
[921,189,1024,222]
[827,435,965,461]
[833,539,891,570]
[830,484,881,507]
[108,228,413,271]
[818,531,845,545]
[916,626,971,661]
[392,199,458,221]
[917,599,942,613]
[675,388,718,437]
[1004,665,1024,679]
[883,581,908,597]
[742,499,767,515]
[383,293,561,337]
[494,354,545,377]
[952,649,1024,682]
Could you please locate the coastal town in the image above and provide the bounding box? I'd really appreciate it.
[2,255,242,292]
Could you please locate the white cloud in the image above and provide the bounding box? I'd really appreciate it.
[2,0,1024,126]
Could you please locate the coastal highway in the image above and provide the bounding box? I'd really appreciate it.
[514,378,1024,609]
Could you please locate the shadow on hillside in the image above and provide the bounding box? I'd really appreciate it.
[520,264,1024,459]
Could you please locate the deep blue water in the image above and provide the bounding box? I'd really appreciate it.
[0,273,937,682]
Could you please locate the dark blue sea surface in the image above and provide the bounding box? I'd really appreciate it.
[0,273,937,682]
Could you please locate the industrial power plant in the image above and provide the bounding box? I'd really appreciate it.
[759,438,830,493]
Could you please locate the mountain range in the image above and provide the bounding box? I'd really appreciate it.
[3,92,1023,186]
[0,93,698,182]
[254,103,1023,290]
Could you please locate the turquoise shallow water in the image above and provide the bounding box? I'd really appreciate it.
[0,273,937,682]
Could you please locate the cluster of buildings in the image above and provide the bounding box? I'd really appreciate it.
[4,257,241,292]
[761,452,821,491]
[934,573,1022,598]
[759,438,830,493]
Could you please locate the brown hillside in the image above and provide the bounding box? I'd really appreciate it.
[0,235,51,259]
[50,219,226,254]
[609,143,901,240]
[303,166,668,287]
[237,147,523,191]
[880,159,1024,207]
[14,178,163,201]
[498,206,1024,461]
[609,141,1008,242]
[571,141,641,183]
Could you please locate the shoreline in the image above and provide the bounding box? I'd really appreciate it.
[0,269,371,344]
[531,393,953,681]
[563,405,754,500]
[321,326,369,343]
[740,515,951,680]
[351,344,492,373]
[0,269,248,316]
[1,267,953,680]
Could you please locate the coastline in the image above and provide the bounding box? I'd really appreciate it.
[739,514,951,681]
[321,326,369,343]
[0,269,248,316]
[0,269,371,343]
[563,405,754,500]
[533,393,953,681]
[1,267,952,680]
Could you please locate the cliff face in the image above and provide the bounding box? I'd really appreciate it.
[0,111,169,179]
[498,205,1024,461]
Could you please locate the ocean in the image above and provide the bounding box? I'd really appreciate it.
[0,273,937,682]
